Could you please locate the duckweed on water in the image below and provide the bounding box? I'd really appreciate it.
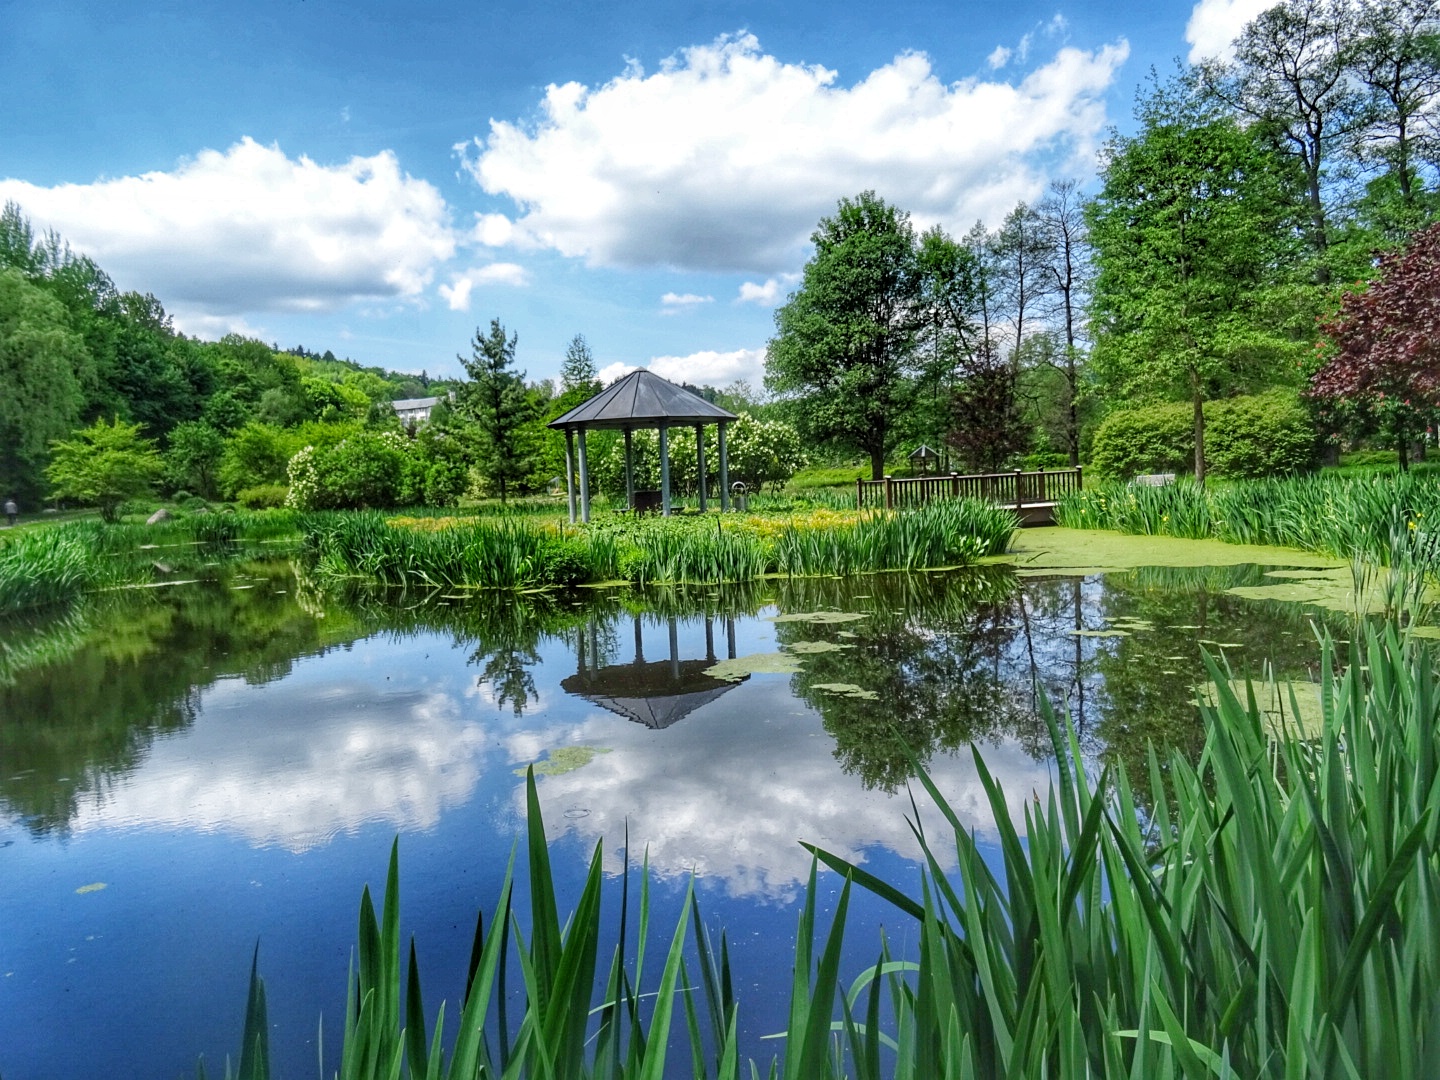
[809,682,879,700]
[704,652,804,680]
[786,640,852,654]
[767,611,868,624]
[516,746,612,777]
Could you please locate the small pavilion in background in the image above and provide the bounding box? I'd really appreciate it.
[547,369,738,522]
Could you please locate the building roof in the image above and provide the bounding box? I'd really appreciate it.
[560,658,744,729]
[548,369,738,431]
[392,396,441,411]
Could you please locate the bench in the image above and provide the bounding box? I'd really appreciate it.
[631,490,663,515]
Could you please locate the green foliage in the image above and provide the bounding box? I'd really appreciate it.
[46,416,163,522]
[767,191,924,479]
[1092,391,1316,481]
[165,421,226,499]
[1089,402,1194,480]
[455,318,537,503]
[1089,77,1312,480]
[235,484,289,510]
[222,620,1440,1077]
[1058,470,1440,568]
[286,432,412,511]
[0,527,98,615]
[0,267,87,505]
[1205,389,1316,478]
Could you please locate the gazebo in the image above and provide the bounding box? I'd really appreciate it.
[548,369,739,522]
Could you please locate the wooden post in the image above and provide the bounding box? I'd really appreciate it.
[718,421,730,511]
[951,472,959,500]
[623,428,634,509]
[659,422,671,516]
[856,476,864,509]
[1014,469,1023,515]
[1038,465,1046,504]
[884,475,894,510]
[695,424,707,511]
[577,429,591,523]
[564,428,577,524]
[1075,464,1083,495]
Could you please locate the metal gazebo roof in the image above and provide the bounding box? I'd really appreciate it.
[548,369,737,431]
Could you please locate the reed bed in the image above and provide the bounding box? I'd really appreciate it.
[0,527,100,615]
[301,499,1017,589]
[1057,472,1440,564]
[219,622,1440,1077]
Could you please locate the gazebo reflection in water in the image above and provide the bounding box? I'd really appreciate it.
[561,612,747,729]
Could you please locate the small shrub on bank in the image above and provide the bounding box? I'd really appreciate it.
[1090,392,1316,481]
[236,484,289,509]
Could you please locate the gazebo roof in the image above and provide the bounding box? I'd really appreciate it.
[560,658,745,730]
[548,369,738,431]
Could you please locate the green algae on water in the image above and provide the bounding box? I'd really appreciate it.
[768,611,868,624]
[811,682,879,700]
[787,640,852,654]
[705,652,804,681]
[516,746,612,777]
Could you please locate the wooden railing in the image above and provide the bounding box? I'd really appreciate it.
[856,467,1082,511]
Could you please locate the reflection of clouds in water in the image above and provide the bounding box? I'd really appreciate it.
[71,677,487,852]
[517,676,1055,901]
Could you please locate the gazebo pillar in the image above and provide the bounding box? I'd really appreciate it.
[623,429,635,510]
[577,428,592,523]
[564,428,577,524]
[718,421,731,511]
[695,424,707,511]
[658,422,671,516]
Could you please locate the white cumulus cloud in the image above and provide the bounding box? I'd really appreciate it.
[736,275,797,306]
[660,291,714,313]
[597,348,765,387]
[440,263,532,310]
[0,137,457,320]
[1186,0,1279,62]
[648,347,767,387]
[987,45,1013,69]
[459,32,1128,274]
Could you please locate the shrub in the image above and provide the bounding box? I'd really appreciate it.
[287,432,413,510]
[236,484,289,509]
[1091,392,1318,481]
[1088,402,1192,480]
[1205,389,1315,479]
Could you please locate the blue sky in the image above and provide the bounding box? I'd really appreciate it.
[0,0,1272,388]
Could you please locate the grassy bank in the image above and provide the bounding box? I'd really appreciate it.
[0,510,303,618]
[1056,472,1440,565]
[219,620,1440,1077]
[298,499,1018,589]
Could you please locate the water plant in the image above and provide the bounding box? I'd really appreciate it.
[214,619,1440,1077]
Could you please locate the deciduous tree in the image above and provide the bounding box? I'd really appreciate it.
[766,192,924,480]
[46,417,162,521]
[1312,220,1440,465]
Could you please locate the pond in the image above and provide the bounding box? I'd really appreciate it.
[0,529,1357,1078]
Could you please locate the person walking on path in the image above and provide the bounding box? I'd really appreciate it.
[4,497,17,527]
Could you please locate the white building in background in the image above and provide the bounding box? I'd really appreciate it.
[392,396,442,426]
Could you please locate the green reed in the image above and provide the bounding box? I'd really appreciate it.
[1058,472,1440,566]
[300,501,1016,591]
[219,618,1440,1077]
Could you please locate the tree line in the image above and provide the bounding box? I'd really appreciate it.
[767,0,1440,481]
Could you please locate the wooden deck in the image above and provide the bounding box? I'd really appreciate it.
[856,467,1081,526]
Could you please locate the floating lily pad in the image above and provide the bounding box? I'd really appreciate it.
[811,682,880,700]
[516,746,612,777]
[1069,629,1129,638]
[705,652,804,681]
[769,611,868,624]
[786,640,852,654]
[837,631,858,639]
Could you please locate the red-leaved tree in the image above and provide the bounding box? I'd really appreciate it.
[1312,222,1440,467]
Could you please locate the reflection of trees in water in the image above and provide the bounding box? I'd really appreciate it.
[1086,564,1342,800]
[0,560,366,834]
[774,568,1049,791]
[0,555,1353,834]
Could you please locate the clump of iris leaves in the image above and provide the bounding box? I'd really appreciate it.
[208,615,1440,1079]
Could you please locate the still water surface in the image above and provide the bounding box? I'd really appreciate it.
[0,549,1345,1078]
